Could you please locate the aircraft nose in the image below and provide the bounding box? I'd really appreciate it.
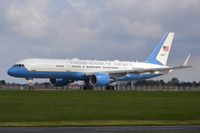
[7,66,28,78]
[7,67,15,76]
[7,67,21,77]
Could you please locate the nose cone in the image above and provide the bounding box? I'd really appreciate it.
[7,67,25,77]
[7,67,17,77]
[7,66,28,78]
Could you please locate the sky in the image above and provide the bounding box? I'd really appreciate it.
[0,0,199,83]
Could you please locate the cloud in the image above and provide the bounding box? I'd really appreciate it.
[119,19,162,38]
[0,0,199,83]
[6,0,49,38]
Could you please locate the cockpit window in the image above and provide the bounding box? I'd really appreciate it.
[13,64,25,67]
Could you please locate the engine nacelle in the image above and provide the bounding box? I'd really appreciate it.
[50,78,70,87]
[90,73,111,86]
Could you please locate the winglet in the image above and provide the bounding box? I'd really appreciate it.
[183,54,191,66]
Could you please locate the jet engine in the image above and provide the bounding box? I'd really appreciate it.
[50,78,71,87]
[90,73,111,86]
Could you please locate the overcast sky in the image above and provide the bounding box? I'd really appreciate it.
[0,0,199,83]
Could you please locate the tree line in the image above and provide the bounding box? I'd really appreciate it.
[129,78,200,87]
[1,78,200,88]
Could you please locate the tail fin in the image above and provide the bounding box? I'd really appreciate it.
[145,32,174,66]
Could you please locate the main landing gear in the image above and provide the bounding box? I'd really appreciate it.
[83,85,94,90]
[82,85,115,90]
[106,85,115,90]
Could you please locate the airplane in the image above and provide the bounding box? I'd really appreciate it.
[7,32,192,89]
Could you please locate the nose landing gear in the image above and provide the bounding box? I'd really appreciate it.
[27,79,33,90]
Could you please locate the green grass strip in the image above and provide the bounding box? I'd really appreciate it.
[0,90,200,126]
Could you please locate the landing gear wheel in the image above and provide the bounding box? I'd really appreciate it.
[28,86,34,90]
[106,86,115,90]
[83,86,94,90]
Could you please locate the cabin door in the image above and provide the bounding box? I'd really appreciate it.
[31,64,36,71]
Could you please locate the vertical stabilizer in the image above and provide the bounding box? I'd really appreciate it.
[146,32,174,66]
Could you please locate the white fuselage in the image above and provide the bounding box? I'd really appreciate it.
[15,58,167,74]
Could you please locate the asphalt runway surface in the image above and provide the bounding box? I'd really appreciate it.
[0,126,200,133]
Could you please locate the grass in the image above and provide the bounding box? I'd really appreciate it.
[0,90,200,126]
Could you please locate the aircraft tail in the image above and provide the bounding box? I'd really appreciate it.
[145,32,174,66]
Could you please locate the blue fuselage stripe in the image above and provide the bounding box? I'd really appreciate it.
[7,67,86,80]
[7,67,162,81]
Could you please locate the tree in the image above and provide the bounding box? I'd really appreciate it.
[0,80,6,86]
[170,77,180,86]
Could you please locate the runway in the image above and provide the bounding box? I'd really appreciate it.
[0,126,200,133]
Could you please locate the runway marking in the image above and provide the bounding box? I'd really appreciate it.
[1,126,200,133]
[0,129,42,132]
[94,126,185,132]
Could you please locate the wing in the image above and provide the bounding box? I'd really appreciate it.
[109,54,193,76]
[108,65,192,77]
[85,54,193,77]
